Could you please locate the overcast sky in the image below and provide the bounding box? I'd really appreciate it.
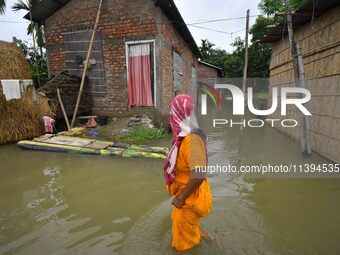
[0,0,261,52]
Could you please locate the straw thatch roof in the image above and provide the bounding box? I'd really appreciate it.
[0,41,31,80]
[0,93,54,144]
[0,40,54,145]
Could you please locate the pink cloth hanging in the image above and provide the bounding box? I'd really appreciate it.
[43,116,55,133]
[127,44,153,106]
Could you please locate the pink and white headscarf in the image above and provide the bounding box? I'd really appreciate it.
[164,95,199,186]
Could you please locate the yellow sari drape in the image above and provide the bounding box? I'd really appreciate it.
[169,134,212,251]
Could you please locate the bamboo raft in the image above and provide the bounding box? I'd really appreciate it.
[17,134,169,159]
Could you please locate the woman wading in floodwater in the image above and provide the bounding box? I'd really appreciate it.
[164,94,212,252]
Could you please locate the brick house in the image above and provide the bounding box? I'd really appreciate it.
[26,0,200,120]
[197,60,223,82]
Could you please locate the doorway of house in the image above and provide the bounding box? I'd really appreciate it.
[126,42,155,107]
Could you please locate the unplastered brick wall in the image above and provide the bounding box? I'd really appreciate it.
[268,5,340,162]
[44,0,199,119]
[44,0,158,115]
[157,9,198,114]
[197,64,219,79]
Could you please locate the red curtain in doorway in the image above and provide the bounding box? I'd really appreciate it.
[128,44,153,106]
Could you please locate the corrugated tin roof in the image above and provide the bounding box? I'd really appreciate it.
[260,0,340,43]
[24,0,70,22]
[24,0,201,57]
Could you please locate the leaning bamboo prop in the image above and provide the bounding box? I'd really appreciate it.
[71,0,104,128]
[284,0,311,154]
[57,88,71,131]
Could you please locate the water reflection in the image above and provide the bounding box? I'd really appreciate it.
[0,103,339,254]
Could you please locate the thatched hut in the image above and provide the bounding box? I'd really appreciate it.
[0,41,53,145]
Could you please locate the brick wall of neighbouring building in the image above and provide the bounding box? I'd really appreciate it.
[43,0,198,120]
[268,5,340,163]
[197,63,220,80]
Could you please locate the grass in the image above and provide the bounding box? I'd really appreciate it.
[255,91,269,99]
[68,117,168,145]
[120,125,167,144]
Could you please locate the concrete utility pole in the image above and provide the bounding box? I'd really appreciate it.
[284,0,311,154]
[238,9,250,158]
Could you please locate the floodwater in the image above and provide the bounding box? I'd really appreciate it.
[1,105,340,255]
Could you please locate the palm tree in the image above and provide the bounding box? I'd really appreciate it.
[12,0,45,55]
[12,0,43,86]
[199,39,215,60]
[0,0,6,14]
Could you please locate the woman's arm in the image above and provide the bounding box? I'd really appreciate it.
[171,177,205,208]
[172,134,207,209]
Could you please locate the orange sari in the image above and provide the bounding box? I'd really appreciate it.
[169,133,212,251]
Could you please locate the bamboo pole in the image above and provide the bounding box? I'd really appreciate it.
[296,42,311,154]
[284,0,311,154]
[57,88,71,131]
[238,9,250,158]
[71,0,104,128]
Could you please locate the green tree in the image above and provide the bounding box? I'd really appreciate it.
[258,0,283,16]
[249,0,307,77]
[13,37,48,85]
[199,39,216,59]
[223,38,245,77]
[258,0,306,16]
[197,1,308,78]
[0,0,6,13]
[12,0,45,55]
[198,36,271,78]
[250,16,273,42]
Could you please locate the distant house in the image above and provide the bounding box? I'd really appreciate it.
[261,0,340,163]
[197,60,223,83]
[26,0,200,119]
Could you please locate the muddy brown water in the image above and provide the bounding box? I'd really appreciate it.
[1,105,340,254]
